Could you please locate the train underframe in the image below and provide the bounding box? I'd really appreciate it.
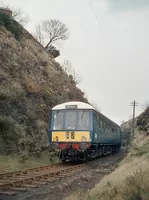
[58,143,121,162]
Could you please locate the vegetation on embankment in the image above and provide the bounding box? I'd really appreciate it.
[66,107,149,200]
[86,134,149,200]
[0,151,59,173]
[0,12,88,157]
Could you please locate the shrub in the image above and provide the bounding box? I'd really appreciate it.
[0,12,22,40]
[0,116,24,144]
[47,45,60,58]
[18,151,28,164]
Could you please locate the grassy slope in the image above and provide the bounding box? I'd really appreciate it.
[66,131,149,200]
[66,107,149,200]
[88,133,149,200]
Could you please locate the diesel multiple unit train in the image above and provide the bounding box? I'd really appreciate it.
[49,101,122,162]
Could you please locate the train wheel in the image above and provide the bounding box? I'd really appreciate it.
[108,146,112,154]
[103,146,108,156]
[97,147,103,157]
[112,145,120,153]
[116,144,121,152]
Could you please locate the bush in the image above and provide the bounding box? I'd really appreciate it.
[47,45,60,58]
[0,116,24,143]
[0,12,22,40]
[137,107,149,133]
[18,151,29,164]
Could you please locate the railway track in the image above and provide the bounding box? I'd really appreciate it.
[0,150,125,197]
[0,162,87,196]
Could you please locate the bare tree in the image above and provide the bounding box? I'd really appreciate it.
[42,19,69,49]
[141,101,149,111]
[62,60,72,74]
[12,7,29,26]
[34,24,44,45]
[62,60,82,85]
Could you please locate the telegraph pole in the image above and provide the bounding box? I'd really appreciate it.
[130,101,139,138]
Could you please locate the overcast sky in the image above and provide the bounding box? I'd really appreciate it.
[3,0,149,124]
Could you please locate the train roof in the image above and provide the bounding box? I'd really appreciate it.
[52,101,95,110]
[52,101,120,128]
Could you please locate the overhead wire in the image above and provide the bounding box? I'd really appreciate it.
[87,0,108,43]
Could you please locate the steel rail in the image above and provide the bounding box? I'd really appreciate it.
[0,162,87,195]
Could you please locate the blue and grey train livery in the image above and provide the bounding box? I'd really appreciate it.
[49,101,122,162]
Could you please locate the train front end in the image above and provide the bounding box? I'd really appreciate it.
[49,102,93,162]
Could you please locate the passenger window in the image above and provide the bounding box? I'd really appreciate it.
[94,114,99,131]
[107,124,109,133]
[106,123,109,132]
[97,116,102,128]
[102,121,104,128]
[100,119,103,128]
[104,122,107,129]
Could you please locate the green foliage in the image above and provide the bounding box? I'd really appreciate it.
[0,154,59,173]
[47,45,60,58]
[0,115,25,146]
[0,12,22,40]
[130,141,149,157]
[0,116,16,141]
[18,151,29,164]
[137,107,149,133]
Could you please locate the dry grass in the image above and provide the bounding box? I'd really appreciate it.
[128,132,149,158]
[23,75,42,93]
[0,25,88,159]
[66,133,149,200]
[88,158,149,200]
[0,77,25,100]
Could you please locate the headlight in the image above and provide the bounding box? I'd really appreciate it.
[79,142,88,150]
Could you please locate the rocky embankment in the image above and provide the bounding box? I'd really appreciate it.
[0,20,87,155]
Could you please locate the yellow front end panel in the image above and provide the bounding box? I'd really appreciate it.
[52,131,91,142]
